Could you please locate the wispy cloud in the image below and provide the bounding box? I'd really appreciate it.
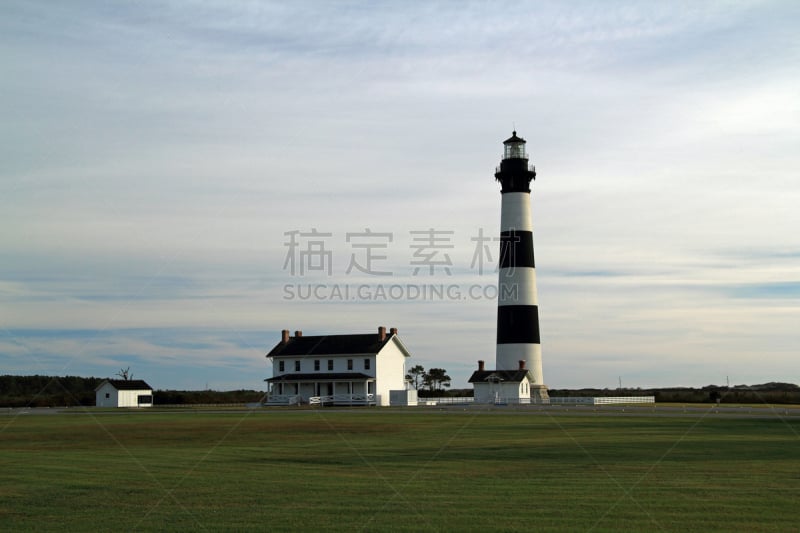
[2,1,799,389]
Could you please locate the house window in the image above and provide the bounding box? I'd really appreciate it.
[347,359,353,370]
[328,360,334,371]
[364,358,371,370]
[314,360,320,371]
[279,361,285,372]
[105,393,110,399]
[295,360,301,372]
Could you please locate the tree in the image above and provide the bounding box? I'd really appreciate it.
[426,368,451,392]
[116,367,133,381]
[405,365,425,390]
[422,372,434,392]
[709,389,722,404]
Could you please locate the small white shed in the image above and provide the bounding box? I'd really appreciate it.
[95,379,153,408]
[469,360,549,404]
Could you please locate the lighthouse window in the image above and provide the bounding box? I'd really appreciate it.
[505,143,525,159]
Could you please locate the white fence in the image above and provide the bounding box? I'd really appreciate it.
[548,396,655,405]
[263,394,303,406]
[418,397,474,405]
[421,396,655,406]
[263,393,376,406]
[264,394,654,407]
[308,394,375,406]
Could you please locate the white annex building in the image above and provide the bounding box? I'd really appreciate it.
[95,379,153,408]
[469,360,537,404]
[265,326,411,406]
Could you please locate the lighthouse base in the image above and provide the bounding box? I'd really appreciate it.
[530,384,550,402]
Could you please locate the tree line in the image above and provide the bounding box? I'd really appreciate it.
[548,382,800,404]
[2,374,798,407]
[0,375,264,408]
[0,375,103,407]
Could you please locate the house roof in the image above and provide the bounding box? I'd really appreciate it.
[96,379,153,391]
[267,333,398,358]
[468,370,531,383]
[265,373,374,383]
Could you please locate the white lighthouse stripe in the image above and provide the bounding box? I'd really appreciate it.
[500,192,533,232]
[498,268,538,306]
[496,343,544,385]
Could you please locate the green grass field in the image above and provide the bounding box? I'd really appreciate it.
[1,408,798,532]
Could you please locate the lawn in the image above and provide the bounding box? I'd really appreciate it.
[1,408,798,532]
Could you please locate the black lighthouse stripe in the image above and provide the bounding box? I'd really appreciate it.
[498,230,535,269]
[496,305,541,344]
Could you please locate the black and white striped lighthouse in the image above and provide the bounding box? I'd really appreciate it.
[495,131,548,399]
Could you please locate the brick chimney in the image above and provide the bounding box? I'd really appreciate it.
[389,327,398,336]
[294,330,302,337]
[281,329,290,343]
[478,360,485,371]
[378,326,387,342]
[518,360,526,370]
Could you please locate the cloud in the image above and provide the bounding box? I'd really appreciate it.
[2,1,799,389]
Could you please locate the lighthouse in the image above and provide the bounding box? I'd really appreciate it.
[494,131,548,400]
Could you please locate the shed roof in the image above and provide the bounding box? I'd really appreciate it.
[468,370,531,383]
[96,379,153,391]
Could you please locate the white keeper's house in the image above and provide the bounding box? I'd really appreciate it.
[95,379,154,408]
[264,326,411,407]
[468,360,536,404]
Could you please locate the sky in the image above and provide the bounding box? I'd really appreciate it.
[1,0,799,391]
